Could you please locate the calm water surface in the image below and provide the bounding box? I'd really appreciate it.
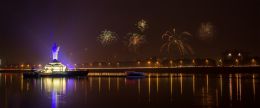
[0,73,259,108]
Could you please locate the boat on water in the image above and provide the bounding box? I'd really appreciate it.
[23,70,88,78]
[125,71,145,79]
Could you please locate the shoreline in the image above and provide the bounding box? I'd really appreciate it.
[1,66,260,74]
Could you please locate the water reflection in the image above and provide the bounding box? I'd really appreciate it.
[253,74,255,100]
[0,73,259,108]
[42,78,66,93]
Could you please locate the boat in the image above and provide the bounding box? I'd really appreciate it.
[126,71,145,79]
[23,43,88,78]
[23,70,88,78]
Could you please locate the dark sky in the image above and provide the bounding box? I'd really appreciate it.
[0,0,259,64]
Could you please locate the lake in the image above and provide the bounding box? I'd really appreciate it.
[0,73,259,108]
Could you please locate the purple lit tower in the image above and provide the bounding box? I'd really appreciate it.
[43,43,67,73]
[52,43,60,61]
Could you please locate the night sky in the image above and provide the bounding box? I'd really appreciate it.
[0,0,259,64]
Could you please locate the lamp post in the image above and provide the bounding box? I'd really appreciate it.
[235,59,239,66]
[169,60,173,67]
[205,59,209,66]
[179,60,183,67]
[218,59,223,66]
[251,58,256,66]
[192,59,196,66]
[137,61,141,66]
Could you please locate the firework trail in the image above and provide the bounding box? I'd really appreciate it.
[97,30,117,46]
[160,27,194,58]
[128,33,145,52]
[198,22,215,40]
[137,19,148,32]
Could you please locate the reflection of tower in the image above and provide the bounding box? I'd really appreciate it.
[52,43,60,61]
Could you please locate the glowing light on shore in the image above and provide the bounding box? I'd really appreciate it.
[205,59,209,65]
[192,59,196,64]
[179,60,183,65]
[169,60,173,65]
[38,64,42,68]
[228,53,232,57]
[137,61,141,65]
[98,30,117,45]
[238,53,242,57]
[147,61,151,65]
[251,58,256,65]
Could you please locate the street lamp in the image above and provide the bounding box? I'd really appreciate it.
[228,53,232,57]
[251,58,256,66]
[116,62,120,67]
[38,64,42,68]
[89,63,93,67]
[98,62,102,67]
[235,59,239,66]
[27,64,30,68]
[205,59,209,66]
[238,53,242,57]
[192,59,196,65]
[179,60,183,66]
[218,59,223,66]
[137,61,141,65]
[20,64,24,68]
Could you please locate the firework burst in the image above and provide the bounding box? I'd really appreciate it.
[198,22,215,40]
[128,33,145,52]
[160,28,194,58]
[137,19,148,32]
[98,30,117,45]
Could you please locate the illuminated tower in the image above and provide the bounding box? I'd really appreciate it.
[52,43,60,61]
[44,43,67,73]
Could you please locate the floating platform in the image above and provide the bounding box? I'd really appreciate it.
[23,71,88,78]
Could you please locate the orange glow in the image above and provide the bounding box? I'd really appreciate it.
[137,61,141,65]
[169,60,173,64]
[251,58,256,65]
[192,59,195,64]
[98,63,102,66]
[205,59,209,64]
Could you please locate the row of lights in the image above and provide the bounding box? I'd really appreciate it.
[228,53,242,57]
[14,58,258,68]
[20,64,42,68]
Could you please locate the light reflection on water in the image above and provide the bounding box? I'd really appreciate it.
[0,73,259,108]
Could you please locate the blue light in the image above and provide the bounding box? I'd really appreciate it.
[52,43,60,61]
[51,91,58,108]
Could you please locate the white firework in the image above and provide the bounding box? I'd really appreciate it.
[98,30,117,45]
